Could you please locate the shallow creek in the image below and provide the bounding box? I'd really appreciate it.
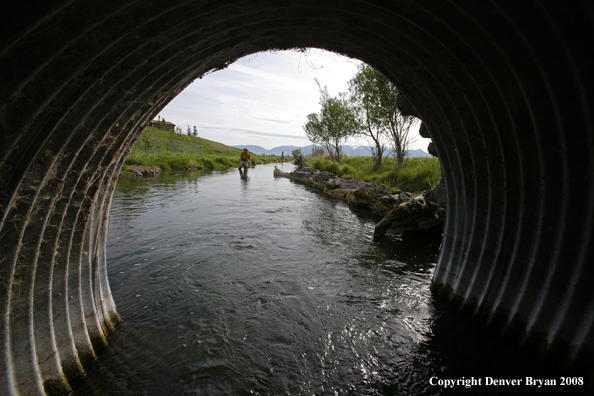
[70,163,583,395]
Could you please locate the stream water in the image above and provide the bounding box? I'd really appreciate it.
[71,163,587,395]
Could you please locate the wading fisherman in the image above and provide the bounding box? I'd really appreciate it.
[238,147,251,171]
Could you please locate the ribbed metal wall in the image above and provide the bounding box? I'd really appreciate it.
[0,1,592,394]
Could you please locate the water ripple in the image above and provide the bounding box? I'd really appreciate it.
[75,164,572,396]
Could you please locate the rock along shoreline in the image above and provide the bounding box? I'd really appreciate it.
[274,161,446,241]
[127,165,163,178]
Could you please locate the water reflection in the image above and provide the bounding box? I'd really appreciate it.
[239,167,249,184]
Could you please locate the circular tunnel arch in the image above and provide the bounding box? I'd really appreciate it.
[1,1,593,394]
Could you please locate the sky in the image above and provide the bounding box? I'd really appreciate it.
[158,49,431,151]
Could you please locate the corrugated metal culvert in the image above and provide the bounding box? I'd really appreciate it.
[0,1,593,394]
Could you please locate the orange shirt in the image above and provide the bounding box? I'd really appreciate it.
[240,151,251,161]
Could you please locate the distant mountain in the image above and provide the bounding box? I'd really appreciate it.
[232,145,269,154]
[233,144,433,158]
[406,148,433,158]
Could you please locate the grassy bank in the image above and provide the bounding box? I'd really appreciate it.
[121,127,284,177]
[308,156,441,193]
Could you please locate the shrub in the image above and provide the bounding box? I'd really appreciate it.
[202,158,215,168]
[339,164,356,179]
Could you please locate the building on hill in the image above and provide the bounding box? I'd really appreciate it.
[148,119,176,131]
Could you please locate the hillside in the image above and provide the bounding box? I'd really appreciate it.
[122,128,282,176]
[139,127,242,156]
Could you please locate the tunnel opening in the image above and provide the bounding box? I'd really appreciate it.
[1,1,593,394]
[84,48,448,395]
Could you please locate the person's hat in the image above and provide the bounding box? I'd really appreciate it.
[243,147,248,150]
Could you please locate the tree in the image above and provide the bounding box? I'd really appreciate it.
[187,125,192,136]
[348,64,387,168]
[304,82,357,163]
[193,126,198,137]
[348,64,419,169]
[370,69,419,169]
[386,110,419,169]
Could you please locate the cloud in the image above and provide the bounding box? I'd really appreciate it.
[198,124,305,139]
[251,117,290,124]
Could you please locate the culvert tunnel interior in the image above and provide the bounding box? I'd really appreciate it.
[1,0,593,394]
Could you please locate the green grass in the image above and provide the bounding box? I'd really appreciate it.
[121,127,283,175]
[308,156,441,193]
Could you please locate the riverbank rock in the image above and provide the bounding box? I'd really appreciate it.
[274,166,384,214]
[274,164,446,239]
[182,161,204,171]
[374,179,446,240]
[373,194,445,240]
[128,165,162,178]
